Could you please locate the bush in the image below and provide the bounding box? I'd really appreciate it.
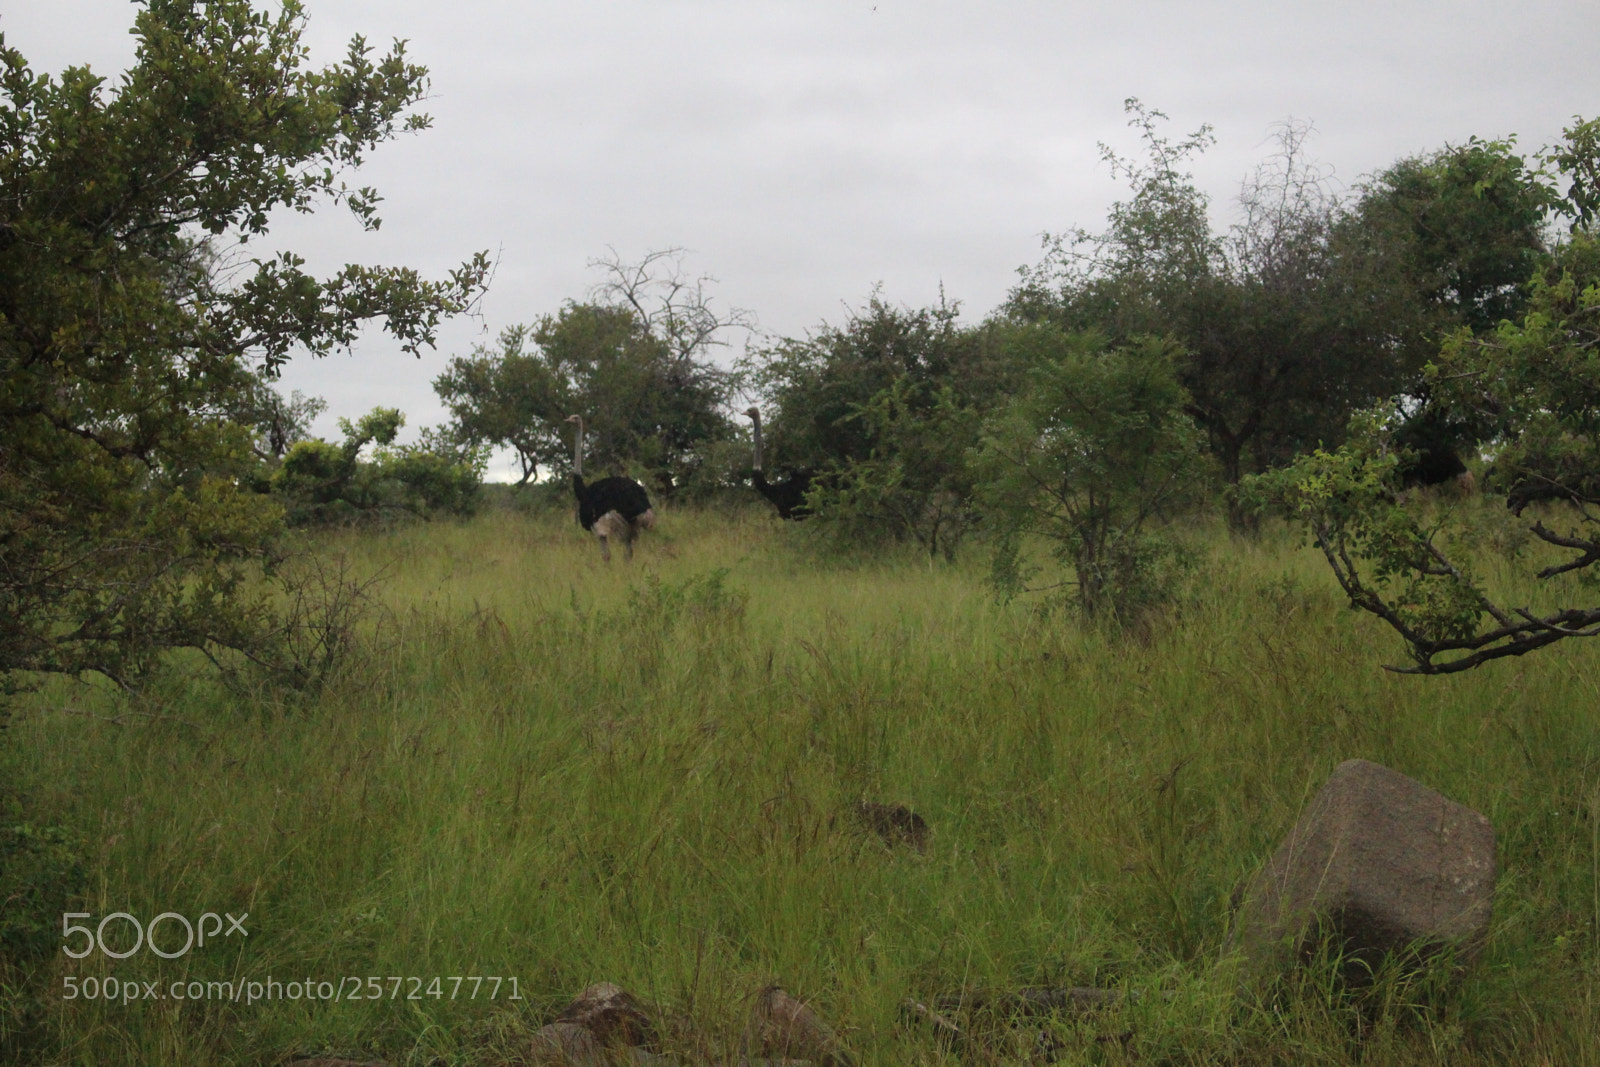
[977,326,1212,625]
[271,409,485,525]
[0,788,86,1059]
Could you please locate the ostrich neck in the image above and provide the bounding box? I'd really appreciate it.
[571,417,584,478]
[750,412,763,471]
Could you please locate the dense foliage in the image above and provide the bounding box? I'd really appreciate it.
[436,251,743,496]
[1008,102,1552,488]
[978,326,1212,622]
[270,407,485,525]
[1254,232,1600,670]
[0,0,487,687]
[747,296,1014,555]
[1252,118,1600,672]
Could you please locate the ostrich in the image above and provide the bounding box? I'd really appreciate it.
[744,407,814,520]
[566,415,655,560]
[1393,404,1476,495]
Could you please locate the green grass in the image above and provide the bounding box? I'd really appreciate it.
[3,500,1598,1065]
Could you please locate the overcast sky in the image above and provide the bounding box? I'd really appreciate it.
[7,1,1599,479]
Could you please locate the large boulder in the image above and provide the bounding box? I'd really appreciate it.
[1234,758,1496,980]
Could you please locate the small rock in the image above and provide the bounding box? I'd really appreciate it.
[747,986,854,1067]
[855,801,929,851]
[1234,758,1496,980]
[557,982,658,1050]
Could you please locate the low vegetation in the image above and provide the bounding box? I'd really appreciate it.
[2,502,1596,1065]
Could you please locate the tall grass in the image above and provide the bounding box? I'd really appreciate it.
[3,499,1597,1065]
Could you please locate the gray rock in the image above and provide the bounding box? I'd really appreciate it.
[557,982,659,1050]
[1235,758,1496,980]
[746,986,855,1067]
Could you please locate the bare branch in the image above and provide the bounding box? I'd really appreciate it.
[587,246,755,362]
[1530,521,1600,579]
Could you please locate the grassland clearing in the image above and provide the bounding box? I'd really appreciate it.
[3,500,1597,1065]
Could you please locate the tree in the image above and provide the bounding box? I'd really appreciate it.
[802,375,982,558]
[1549,115,1600,229]
[588,246,754,369]
[0,0,489,687]
[1323,137,1556,483]
[581,248,747,493]
[436,250,743,495]
[1009,100,1217,335]
[226,380,328,461]
[1009,103,1363,485]
[437,303,735,495]
[530,302,673,478]
[1009,103,1554,492]
[748,294,1011,553]
[1188,120,1388,480]
[977,326,1211,623]
[1344,136,1554,338]
[433,324,569,485]
[1251,117,1600,673]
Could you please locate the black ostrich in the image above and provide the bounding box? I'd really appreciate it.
[1393,405,1474,491]
[566,414,655,561]
[744,407,814,520]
